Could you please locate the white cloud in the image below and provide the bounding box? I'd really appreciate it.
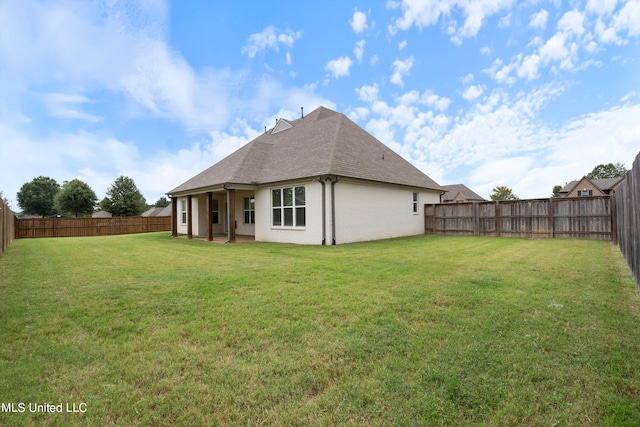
[354,40,366,62]
[356,84,379,102]
[517,54,541,80]
[557,10,585,36]
[462,85,485,101]
[388,0,514,44]
[325,56,353,78]
[613,0,640,37]
[529,9,549,30]
[241,26,302,58]
[43,93,101,122]
[586,0,618,16]
[421,92,451,112]
[390,56,414,86]
[461,73,474,84]
[398,39,408,49]
[350,10,368,33]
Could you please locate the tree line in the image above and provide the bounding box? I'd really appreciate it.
[10,176,170,218]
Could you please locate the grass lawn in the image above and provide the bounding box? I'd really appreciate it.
[1,233,639,426]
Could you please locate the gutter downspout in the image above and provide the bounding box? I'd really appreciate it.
[331,176,339,245]
[318,177,326,245]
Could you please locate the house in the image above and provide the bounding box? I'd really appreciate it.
[167,106,444,245]
[92,210,112,218]
[559,176,624,197]
[142,205,172,217]
[441,184,485,203]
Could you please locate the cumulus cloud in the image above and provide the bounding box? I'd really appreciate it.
[529,9,549,29]
[390,56,414,86]
[241,26,302,58]
[325,56,353,78]
[462,85,485,101]
[350,10,368,33]
[388,0,514,44]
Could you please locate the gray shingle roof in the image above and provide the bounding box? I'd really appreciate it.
[560,177,625,193]
[441,184,485,201]
[169,106,443,194]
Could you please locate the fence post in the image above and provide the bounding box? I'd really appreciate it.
[610,193,617,245]
[473,202,479,236]
[549,197,554,239]
[494,201,500,237]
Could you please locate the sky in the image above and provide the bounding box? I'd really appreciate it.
[1,0,639,209]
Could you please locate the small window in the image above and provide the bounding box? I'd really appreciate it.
[578,190,592,197]
[272,186,305,227]
[412,192,419,213]
[244,197,255,224]
[212,199,219,224]
[181,200,187,224]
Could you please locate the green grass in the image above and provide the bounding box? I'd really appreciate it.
[1,233,639,426]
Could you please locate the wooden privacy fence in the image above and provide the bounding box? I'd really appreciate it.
[425,197,613,240]
[1,198,17,256]
[16,216,171,239]
[613,151,640,288]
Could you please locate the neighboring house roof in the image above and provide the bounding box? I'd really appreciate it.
[142,206,172,217]
[92,210,112,218]
[441,184,485,202]
[560,176,624,195]
[169,106,444,195]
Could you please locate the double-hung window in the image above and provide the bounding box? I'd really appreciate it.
[412,192,419,213]
[211,199,219,224]
[244,197,255,224]
[272,186,305,227]
[181,200,187,224]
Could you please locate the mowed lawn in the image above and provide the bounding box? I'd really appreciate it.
[1,233,639,426]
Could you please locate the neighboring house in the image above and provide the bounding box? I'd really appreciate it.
[441,184,485,203]
[560,176,624,198]
[142,206,172,217]
[92,210,112,218]
[167,106,444,245]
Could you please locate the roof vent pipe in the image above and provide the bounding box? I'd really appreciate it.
[301,107,304,119]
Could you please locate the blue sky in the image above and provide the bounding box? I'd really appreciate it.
[1,0,639,208]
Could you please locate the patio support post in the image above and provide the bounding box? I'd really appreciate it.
[227,188,236,243]
[206,192,213,242]
[187,195,193,239]
[171,196,177,237]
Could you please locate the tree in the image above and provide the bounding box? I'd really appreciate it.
[154,196,170,207]
[0,190,9,206]
[17,176,60,217]
[587,162,627,179]
[552,185,563,198]
[490,185,519,201]
[54,179,98,217]
[102,176,147,216]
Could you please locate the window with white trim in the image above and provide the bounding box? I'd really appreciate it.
[212,199,219,224]
[412,192,419,213]
[244,197,255,224]
[180,200,187,224]
[272,186,305,227]
[578,190,592,197]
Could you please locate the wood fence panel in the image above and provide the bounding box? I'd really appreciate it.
[16,216,172,239]
[0,198,17,256]
[614,151,640,288]
[426,197,613,241]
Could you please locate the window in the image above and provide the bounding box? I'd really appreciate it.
[412,192,419,213]
[212,199,219,224]
[272,186,305,227]
[578,190,592,197]
[244,197,255,224]
[180,200,187,224]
